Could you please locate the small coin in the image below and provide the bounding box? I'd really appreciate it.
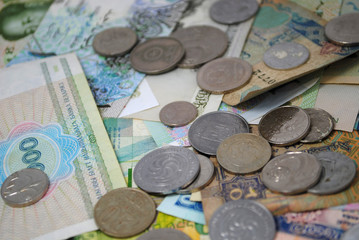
[188,111,250,155]
[325,13,359,46]
[92,27,137,57]
[217,133,271,174]
[130,37,184,74]
[159,101,198,127]
[263,42,310,70]
[171,25,228,68]
[259,106,311,146]
[197,57,252,94]
[137,228,191,240]
[301,108,334,143]
[133,146,200,194]
[342,224,359,240]
[94,188,156,238]
[209,200,276,240]
[210,0,259,25]
[1,168,49,208]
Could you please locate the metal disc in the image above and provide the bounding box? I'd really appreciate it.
[159,101,198,127]
[325,13,359,46]
[137,228,191,240]
[342,224,359,240]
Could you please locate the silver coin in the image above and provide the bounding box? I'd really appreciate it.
[342,224,359,240]
[325,13,359,46]
[308,151,356,195]
[1,168,49,208]
[301,108,334,143]
[188,111,250,155]
[209,200,276,240]
[133,146,200,195]
[137,228,191,240]
[261,152,322,195]
[159,101,198,127]
[263,42,310,70]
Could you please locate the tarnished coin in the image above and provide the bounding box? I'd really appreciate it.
[94,188,156,238]
[263,42,310,70]
[308,151,356,195]
[1,168,49,208]
[130,37,184,74]
[137,228,191,240]
[188,111,250,155]
[301,108,334,143]
[197,58,252,94]
[261,152,322,194]
[133,146,200,194]
[159,101,198,127]
[171,25,228,68]
[325,13,359,46]
[342,224,359,240]
[210,0,259,25]
[209,200,276,240]
[259,106,311,146]
[92,27,137,57]
[217,133,271,174]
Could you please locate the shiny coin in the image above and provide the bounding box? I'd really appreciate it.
[259,106,311,146]
[342,224,359,240]
[159,101,198,127]
[197,58,252,94]
[92,27,137,57]
[261,152,322,195]
[130,37,184,74]
[1,168,49,208]
[171,25,228,68]
[209,200,276,240]
[188,111,250,155]
[308,151,356,195]
[137,228,191,240]
[133,146,200,194]
[210,0,259,25]
[263,42,310,70]
[217,133,271,174]
[301,108,334,143]
[325,13,359,46]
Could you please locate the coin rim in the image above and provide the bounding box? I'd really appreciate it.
[324,13,359,46]
[159,101,198,127]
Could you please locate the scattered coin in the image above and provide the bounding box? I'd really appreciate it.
[342,224,359,240]
[1,168,49,208]
[94,188,156,238]
[325,13,359,46]
[301,108,334,143]
[159,101,198,127]
[137,228,191,240]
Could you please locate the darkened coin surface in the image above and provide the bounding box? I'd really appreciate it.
[209,200,276,240]
[308,151,356,195]
[159,101,198,127]
[137,228,191,240]
[325,13,359,46]
[133,146,200,194]
[210,0,259,24]
[1,168,49,208]
[301,108,334,143]
[94,188,156,238]
[259,106,311,146]
[171,25,228,68]
[342,224,359,240]
[188,111,250,155]
[217,133,271,174]
[261,152,322,195]
[130,37,184,74]
[197,58,252,94]
[92,27,137,57]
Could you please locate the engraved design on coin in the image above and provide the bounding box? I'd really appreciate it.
[137,228,192,240]
[342,224,359,240]
[159,101,198,127]
[301,108,334,143]
[210,0,259,24]
[325,13,359,46]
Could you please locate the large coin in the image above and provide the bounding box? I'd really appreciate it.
[188,111,250,155]
[209,200,276,240]
[130,37,184,74]
[92,27,137,57]
[301,108,334,143]
[171,25,228,68]
[342,224,359,240]
[137,228,191,240]
[197,58,252,94]
[1,168,49,208]
[133,146,200,194]
[159,101,198,127]
[261,152,322,194]
[210,0,259,25]
[325,13,359,46]
[94,188,156,238]
[308,151,356,195]
[259,106,311,146]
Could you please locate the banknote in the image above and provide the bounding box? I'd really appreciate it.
[290,0,342,20]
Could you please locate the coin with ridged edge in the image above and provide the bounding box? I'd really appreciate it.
[159,101,198,127]
[325,13,359,46]
[301,108,334,143]
[137,228,191,240]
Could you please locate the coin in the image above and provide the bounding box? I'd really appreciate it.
[197,57,252,94]
[1,168,49,208]
[209,0,259,25]
[159,101,198,127]
[261,152,322,194]
[342,224,359,240]
[92,27,137,57]
[308,151,356,195]
[209,200,276,240]
[188,111,250,155]
[94,188,156,238]
[137,228,191,240]
[259,106,311,146]
[133,146,200,194]
[130,37,184,74]
[171,25,228,68]
[325,13,359,46]
[263,42,310,70]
